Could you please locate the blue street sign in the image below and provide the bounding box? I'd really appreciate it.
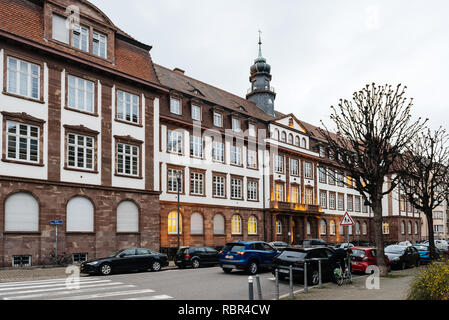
[50,220,63,225]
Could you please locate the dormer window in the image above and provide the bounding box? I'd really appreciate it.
[170,98,181,115]
[232,118,240,132]
[93,32,107,58]
[73,24,89,52]
[52,14,69,44]
[213,112,222,127]
[191,105,201,121]
[248,123,256,137]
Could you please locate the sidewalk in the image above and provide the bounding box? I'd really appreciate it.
[290,267,422,300]
[0,261,178,283]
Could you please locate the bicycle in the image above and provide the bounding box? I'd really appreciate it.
[42,251,72,268]
[333,260,352,286]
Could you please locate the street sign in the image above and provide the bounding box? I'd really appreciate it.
[50,220,63,225]
[340,212,355,226]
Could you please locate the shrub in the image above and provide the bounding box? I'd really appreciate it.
[407,259,449,300]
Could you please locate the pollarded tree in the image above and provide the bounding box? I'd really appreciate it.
[398,128,449,260]
[318,83,427,275]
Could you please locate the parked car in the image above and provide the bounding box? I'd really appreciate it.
[384,245,420,270]
[412,244,441,263]
[219,241,280,275]
[272,247,335,285]
[175,246,220,269]
[436,243,449,257]
[297,239,329,247]
[335,243,354,249]
[269,241,289,250]
[80,248,169,276]
[350,247,390,273]
[398,241,413,247]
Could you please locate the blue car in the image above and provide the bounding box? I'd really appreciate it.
[219,241,280,275]
[413,244,440,263]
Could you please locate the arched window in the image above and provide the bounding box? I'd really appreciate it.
[67,196,94,232]
[329,220,336,235]
[281,131,286,142]
[356,221,361,235]
[295,136,300,147]
[5,192,39,232]
[213,214,225,235]
[276,220,282,235]
[401,221,405,235]
[320,219,327,235]
[408,221,412,235]
[415,222,419,235]
[301,138,307,148]
[339,224,344,235]
[168,211,182,234]
[231,215,242,235]
[288,133,293,145]
[117,201,139,233]
[248,216,257,235]
[191,213,204,234]
[307,221,311,235]
[274,129,279,140]
[362,222,367,235]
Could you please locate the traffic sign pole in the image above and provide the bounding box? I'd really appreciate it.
[55,224,58,259]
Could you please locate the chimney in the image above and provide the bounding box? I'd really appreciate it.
[173,68,185,75]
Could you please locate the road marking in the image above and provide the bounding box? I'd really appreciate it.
[123,295,173,300]
[4,285,135,300]
[0,277,100,288]
[0,279,112,292]
[53,289,156,300]
[0,281,125,297]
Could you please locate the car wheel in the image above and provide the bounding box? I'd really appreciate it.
[223,268,233,274]
[191,259,200,269]
[152,261,162,272]
[100,263,112,276]
[247,261,258,275]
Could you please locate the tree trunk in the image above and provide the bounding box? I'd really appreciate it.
[426,210,437,260]
[373,196,388,276]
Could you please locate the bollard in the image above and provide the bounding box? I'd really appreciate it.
[248,276,254,300]
[255,275,263,300]
[318,259,322,288]
[289,265,294,299]
[275,269,280,300]
[304,261,308,293]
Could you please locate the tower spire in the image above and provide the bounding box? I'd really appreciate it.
[258,29,263,59]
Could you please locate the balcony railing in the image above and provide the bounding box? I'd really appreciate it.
[270,201,322,213]
[247,86,276,94]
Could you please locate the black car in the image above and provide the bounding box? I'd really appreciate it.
[297,239,329,247]
[80,248,169,275]
[175,246,220,269]
[272,247,335,285]
[384,245,420,270]
[269,241,289,250]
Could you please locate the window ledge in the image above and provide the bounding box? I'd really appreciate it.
[114,174,143,180]
[2,158,44,167]
[64,107,98,117]
[64,166,98,174]
[115,118,143,128]
[2,91,45,104]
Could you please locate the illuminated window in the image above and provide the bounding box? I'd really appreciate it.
[276,220,282,235]
[274,183,284,202]
[329,220,336,235]
[231,215,242,235]
[382,222,390,235]
[319,190,327,208]
[305,188,313,205]
[290,185,300,203]
[320,219,327,235]
[248,216,257,235]
[168,211,182,234]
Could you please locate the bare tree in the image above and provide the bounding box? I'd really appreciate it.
[398,128,449,260]
[318,83,426,275]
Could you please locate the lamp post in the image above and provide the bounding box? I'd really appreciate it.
[176,171,181,250]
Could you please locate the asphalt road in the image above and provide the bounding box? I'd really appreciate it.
[0,266,324,300]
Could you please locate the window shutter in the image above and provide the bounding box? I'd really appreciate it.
[52,14,69,44]
[117,201,139,233]
[190,213,203,234]
[213,214,225,234]
[67,197,94,232]
[5,193,39,232]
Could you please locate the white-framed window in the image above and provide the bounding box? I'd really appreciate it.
[248,216,257,235]
[212,141,225,162]
[5,192,39,232]
[117,201,139,233]
[248,123,256,137]
[68,75,94,113]
[117,143,139,176]
[73,24,89,52]
[347,195,353,211]
[291,184,300,203]
[295,136,300,147]
[290,159,299,176]
[213,214,225,234]
[191,105,201,121]
[6,121,39,163]
[276,220,282,235]
[337,194,344,211]
[382,222,390,235]
[231,178,243,199]
[170,97,181,115]
[67,133,94,170]
[190,135,203,158]
[354,196,361,212]
[356,221,361,235]
[319,167,326,183]
[408,221,412,234]
[304,162,313,179]
[168,211,182,234]
[274,183,284,202]
[362,222,367,235]
[329,192,336,210]
[281,131,286,142]
[330,220,336,235]
[247,180,258,201]
[52,14,69,44]
[247,149,257,169]
[274,154,284,173]
[190,213,203,235]
[320,219,327,235]
[231,215,242,234]
[305,188,313,205]
[66,196,94,232]
[167,169,183,193]
[7,56,40,99]
[301,138,307,149]
[231,145,242,166]
[232,118,240,132]
[213,112,222,127]
[288,133,293,144]
[319,190,327,208]
[319,146,325,158]
[167,130,183,154]
[337,172,344,187]
[117,90,139,124]
[415,222,419,235]
[190,172,204,195]
[93,31,107,58]
[328,169,335,185]
[401,221,405,234]
[213,175,226,198]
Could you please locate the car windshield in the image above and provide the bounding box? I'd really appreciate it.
[278,249,307,260]
[108,251,122,257]
[385,246,405,254]
[351,249,366,258]
[223,244,246,252]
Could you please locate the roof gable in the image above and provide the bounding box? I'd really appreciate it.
[274,113,307,133]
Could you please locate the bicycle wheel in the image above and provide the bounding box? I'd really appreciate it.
[334,267,344,286]
[42,256,55,268]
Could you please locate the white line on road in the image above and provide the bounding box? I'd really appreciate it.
[123,295,174,300]
[52,289,156,300]
[0,280,112,292]
[3,285,135,300]
[0,277,100,288]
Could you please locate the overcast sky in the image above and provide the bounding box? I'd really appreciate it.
[91,0,449,130]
